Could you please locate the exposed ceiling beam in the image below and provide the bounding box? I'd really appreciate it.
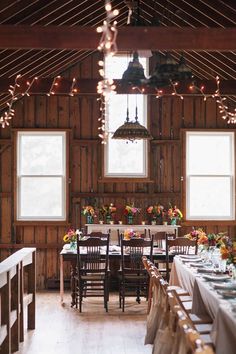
[0,78,235,95]
[0,26,236,51]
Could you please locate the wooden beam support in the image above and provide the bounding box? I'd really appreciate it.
[0,78,235,95]
[0,26,235,51]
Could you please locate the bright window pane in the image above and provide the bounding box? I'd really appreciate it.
[104,55,148,177]
[19,177,64,219]
[187,134,232,175]
[188,176,232,219]
[17,131,66,221]
[19,134,64,175]
[186,131,234,220]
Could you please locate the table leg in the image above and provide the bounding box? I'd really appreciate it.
[70,261,77,307]
[60,255,64,304]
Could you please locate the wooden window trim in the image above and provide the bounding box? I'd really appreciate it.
[13,129,70,223]
[181,128,236,222]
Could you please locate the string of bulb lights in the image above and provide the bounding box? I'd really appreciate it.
[96,0,119,144]
[0,0,235,130]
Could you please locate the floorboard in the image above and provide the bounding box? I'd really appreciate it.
[17,291,152,354]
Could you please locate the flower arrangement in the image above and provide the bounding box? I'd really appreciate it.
[167,205,183,220]
[99,203,116,217]
[124,204,141,216]
[81,205,95,216]
[220,238,236,264]
[123,229,141,240]
[185,228,206,241]
[63,228,78,243]
[146,204,164,217]
[198,232,227,248]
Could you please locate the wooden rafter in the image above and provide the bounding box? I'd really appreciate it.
[0,25,236,51]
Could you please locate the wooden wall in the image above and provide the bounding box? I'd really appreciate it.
[0,52,235,288]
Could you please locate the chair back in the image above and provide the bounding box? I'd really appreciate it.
[152,231,166,248]
[77,236,110,274]
[120,235,154,272]
[84,231,110,238]
[165,236,198,281]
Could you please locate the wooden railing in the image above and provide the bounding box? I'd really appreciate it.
[0,248,36,354]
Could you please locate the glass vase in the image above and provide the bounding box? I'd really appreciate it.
[170,218,177,225]
[106,215,111,224]
[127,215,133,225]
[86,215,94,224]
[70,241,77,251]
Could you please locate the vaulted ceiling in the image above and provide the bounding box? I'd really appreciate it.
[0,0,235,112]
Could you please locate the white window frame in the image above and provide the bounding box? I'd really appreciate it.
[186,131,235,220]
[104,54,149,178]
[16,131,67,221]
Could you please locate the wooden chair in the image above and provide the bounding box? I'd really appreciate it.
[118,235,154,311]
[166,236,198,281]
[75,235,110,312]
[84,231,110,238]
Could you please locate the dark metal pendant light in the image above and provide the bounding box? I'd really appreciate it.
[112,103,152,142]
[148,52,193,88]
[121,51,146,86]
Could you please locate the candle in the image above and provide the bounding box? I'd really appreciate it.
[118,221,123,225]
[141,221,145,225]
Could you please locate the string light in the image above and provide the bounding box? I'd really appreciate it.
[69,78,77,96]
[170,81,184,100]
[213,76,236,124]
[96,0,119,144]
[47,76,61,96]
[0,74,21,128]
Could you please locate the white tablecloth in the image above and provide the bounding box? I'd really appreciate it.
[170,256,236,354]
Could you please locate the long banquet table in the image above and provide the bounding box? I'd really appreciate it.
[60,246,172,307]
[170,256,236,354]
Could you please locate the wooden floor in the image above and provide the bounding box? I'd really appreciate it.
[17,291,152,354]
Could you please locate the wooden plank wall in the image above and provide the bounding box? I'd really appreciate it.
[0,52,235,288]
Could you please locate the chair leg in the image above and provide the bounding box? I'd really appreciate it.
[79,280,83,313]
[122,281,125,312]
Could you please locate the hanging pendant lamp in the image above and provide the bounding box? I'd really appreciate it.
[121,51,146,86]
[112,105,152,142]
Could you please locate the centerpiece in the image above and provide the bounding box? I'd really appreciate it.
[123,229,141,240]
[146,203,164,225]
[185,228,207,241]
[124,204,141,225]
[82,205,96,224]
[197,232,227,249]
[99,203,117,224]
[167,205,183,225]
[63,228,81,250]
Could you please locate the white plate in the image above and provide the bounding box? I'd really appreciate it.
[212,282,236,290]
[202,274,231,281]
[217,290,236,298]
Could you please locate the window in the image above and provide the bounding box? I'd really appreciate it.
[104,54,148,178]
[186,131,235,220]
[17,131,67,221]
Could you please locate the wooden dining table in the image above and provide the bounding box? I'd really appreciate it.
[170,256,236,354]
[60,246,172,307]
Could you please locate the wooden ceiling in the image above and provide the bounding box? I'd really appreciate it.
[0,0,235,112]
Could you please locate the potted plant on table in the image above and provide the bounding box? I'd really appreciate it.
[124,204,141,225]
[99,203,117,224]
[63,228,81,250]
[146,203,164,225]
[167,205,183,225]
[81,205,96,224]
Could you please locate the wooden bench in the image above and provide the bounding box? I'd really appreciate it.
[0,248,36,354]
